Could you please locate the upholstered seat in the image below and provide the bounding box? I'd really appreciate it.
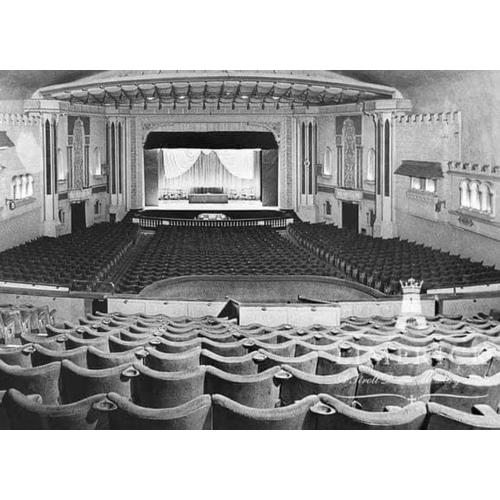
[430,369,500,412]
[212,394,319,430]
[279,366,358,406]
[317,352,373,376]
[431,351,493,378]
[3,389,107,430]
[108,335,152,353]
[150,337,202,355]
[205,366,283,409]
[0,345,34,368]
[60,360,137,404]
[314,395,427,430]
[102,393,212,430]
[426,403,500,430]
[0,360,61,404]
[87,346,148,370]
[355,366,433,412]
[371,352,433,377]
[256,351,319,375]
[32,345,88,368]
[144,347,202,373]
[131,365,207,409]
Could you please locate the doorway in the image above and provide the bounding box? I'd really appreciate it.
[342,202,359,232]
[71,202,87,233]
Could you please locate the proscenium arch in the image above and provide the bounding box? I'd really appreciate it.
[133,118,290,210]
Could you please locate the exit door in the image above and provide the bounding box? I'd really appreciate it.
[71,202,87,233]
[342,202,359,232]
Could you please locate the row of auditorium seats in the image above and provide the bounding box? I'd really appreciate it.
[0,223,139,290]
[289,222,500,294]
[115,226,338,294]
[0,304,55,345]
[1,308,500,429]
[3,388,500,430]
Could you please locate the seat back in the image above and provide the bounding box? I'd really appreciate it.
[103,393,212,430]
[212,394,319,430]
[131,365,207,409]
[314,395,427,430]
[205,366,283,409]
[144,347,202,373]
[4,388,107,430]
[0,360,61,405]
[60,360,136,404]
[279,366,358,406]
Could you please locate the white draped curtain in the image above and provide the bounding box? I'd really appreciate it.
[160,149,260,199]
[162,149,256,180]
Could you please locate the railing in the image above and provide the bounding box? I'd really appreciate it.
[133,217,295,230]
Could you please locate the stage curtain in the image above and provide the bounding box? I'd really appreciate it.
[216,150,255,180]
[162,149,203,179]
[162,151,258,198]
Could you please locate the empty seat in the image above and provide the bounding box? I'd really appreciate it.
[200,350,262,376]
[102,393,212,430]
[431,351,493,378]
[3,389,107,430]
[87,346,147,370]
[150,337,202,355]
[144,347,202,373]
[313,395,427,430]
[131,365,207,409]
[279,366,358,406]
[205,366,283,409]
[355,366,433,412]
[430,370,500,413]
[213,394,319,430]
[108,335,152,353]
[60,360,137,404]
[371,352,433,377]
[256,351,319,375]
[317,352,373,376]
[426,403,500,430]
[32,345,88,368]
[0,345,34,368]
[0,360,61,405]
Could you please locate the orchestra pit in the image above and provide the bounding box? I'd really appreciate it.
[0,70,500,430]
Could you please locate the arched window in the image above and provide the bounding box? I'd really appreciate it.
[470,182,480,210]
[11,176,17,200]
[480,184,493,213]
[94,147,102,176]
[367,149,376,182]
[27,175,34,197]
[20,175,27,199]
[323,147,333,177]
[57,149,66,181]
[460,180,470,208]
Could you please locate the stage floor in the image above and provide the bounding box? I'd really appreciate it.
[150,200,272,212]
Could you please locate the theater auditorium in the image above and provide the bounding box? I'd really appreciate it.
[0,70,500,430]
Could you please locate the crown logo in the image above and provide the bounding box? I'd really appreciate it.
[400,278,424,294]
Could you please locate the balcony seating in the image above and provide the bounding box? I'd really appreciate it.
[131,365,207,409]
[430,370,500,412]
[426,403,500,430]
[355,366,433,412]
[104,393,212,431]
[60,361,137,404]
[3,389,107,430]
[279,366,358,406]
[205,366,283,409]
[212,394,319,430]
[314,395,428,430]
[0,360,61,405]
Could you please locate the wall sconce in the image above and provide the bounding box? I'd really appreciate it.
[435,200,447,213]
[5,199,16,211]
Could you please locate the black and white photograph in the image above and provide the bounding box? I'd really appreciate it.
[0,69,499,432]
